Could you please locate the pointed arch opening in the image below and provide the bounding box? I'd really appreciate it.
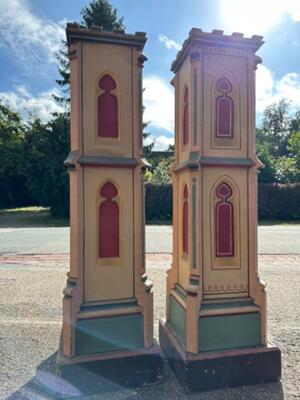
[98,74,118,138]
[99,181,119,258]
[183,87,189,146]
[216,77,234,138]
[215,182,234,257]
[183,184,189,254]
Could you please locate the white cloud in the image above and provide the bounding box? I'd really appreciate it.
[143,76,174,133]
[0,85,64,122]
[145,134,174,151]
[256,65,300,113]
[158,35,181,51]
[0,0,65,67]
[152,135,174,151]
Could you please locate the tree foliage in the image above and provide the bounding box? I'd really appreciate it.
[23,113,70,217]
[81,0,125,30]
[0,102,29,207]
[55,0,125,106]
[257,100,300,183]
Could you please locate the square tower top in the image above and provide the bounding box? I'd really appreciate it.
[171,28,264,72]
[66,22,147,50]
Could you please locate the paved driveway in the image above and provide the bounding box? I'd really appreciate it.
[0,255,299,399]
[0,225,299,255]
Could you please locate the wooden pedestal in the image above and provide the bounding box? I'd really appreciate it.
[159,320,281,393]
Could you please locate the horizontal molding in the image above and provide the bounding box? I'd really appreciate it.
[77,300,143,320]
[200,156,255,168]
[174,155,256,171]
[78,155,139,168]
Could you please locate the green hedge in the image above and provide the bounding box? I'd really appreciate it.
[145,183,172,222]
[258,183,300,220]
[145,182,300,222]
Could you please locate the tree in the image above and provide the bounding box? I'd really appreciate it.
[259,99,291,157]
[256,141,276,183]
[81,0,125,30]
[0,101,29,207]
[23,114,70,217]
[56,0,125,105]
[151,158,172,184]
[274,157,300,183]
[288,131,300,168]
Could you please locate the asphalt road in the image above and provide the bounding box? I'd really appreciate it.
[0,224,299,255]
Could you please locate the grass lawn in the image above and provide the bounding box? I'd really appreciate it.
[0,206,299,228]
[0,206,69,228]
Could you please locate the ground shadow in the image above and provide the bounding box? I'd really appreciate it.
[7,352,285,400]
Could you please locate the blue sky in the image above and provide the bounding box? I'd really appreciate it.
[0,0,300,149]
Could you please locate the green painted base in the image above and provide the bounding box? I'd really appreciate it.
[169,295,262,352]
[198,312,261,351]
[169,295,186,345]
[75,313,144,356]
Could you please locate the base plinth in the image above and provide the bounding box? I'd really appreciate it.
[56,341,163,393]
[159,320,281,393]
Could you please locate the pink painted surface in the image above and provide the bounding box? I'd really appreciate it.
[98,74,118,138]
[216,183,234,257]
[183,185,189,254]
[183,87,189,145]
[99,182,119,258]
[216,78,233,138]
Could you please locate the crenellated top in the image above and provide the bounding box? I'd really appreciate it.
[171,28,264,72]
[66,22,147,50]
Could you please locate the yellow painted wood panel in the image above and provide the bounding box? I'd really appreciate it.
[83,167,134,302]
[202,50,248,158]
[177,171,190,290]
[202,168,249,298]
[82,42,133,157]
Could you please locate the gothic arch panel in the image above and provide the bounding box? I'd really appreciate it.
[210,71,241,150]
[182,184,189,254]
[97,74,118,138]
[216,78,234,138]
[216,182,234,257]
[210,176,241,270]
[183,86,189,146]
[98,181,120,258]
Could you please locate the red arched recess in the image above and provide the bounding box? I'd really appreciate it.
[98,74,118,138]
[216,182,234,257]
[99,182,119,258]
[216,78,233,138]
[183,185,189,254]
[183,87,189,146]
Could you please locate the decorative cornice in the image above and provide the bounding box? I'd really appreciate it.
[174,154,256,172]
[66,23,147,50]
[172,28,264,72]
[200,156,255,168]
[78,155,139,168]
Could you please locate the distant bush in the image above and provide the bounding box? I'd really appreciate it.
[145,182,300,222]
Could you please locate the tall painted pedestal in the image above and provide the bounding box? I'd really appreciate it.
[159,28,281,392]
[57,24,162,391]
